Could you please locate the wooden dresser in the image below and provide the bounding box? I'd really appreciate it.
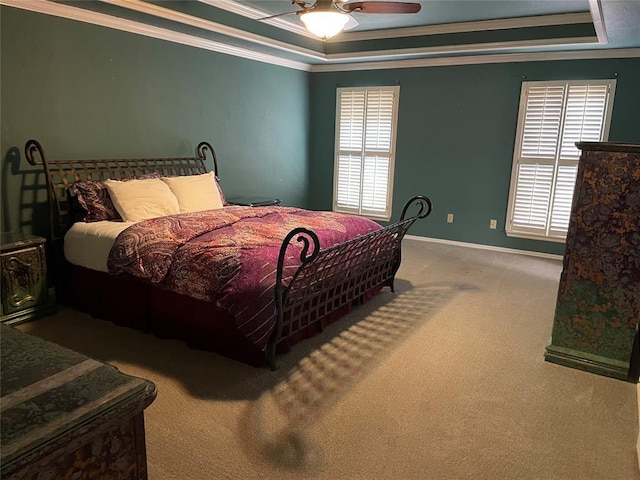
[0,325,157,479]
[545,142,640,381]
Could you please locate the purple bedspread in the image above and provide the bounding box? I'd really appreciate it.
[108,206,381,351]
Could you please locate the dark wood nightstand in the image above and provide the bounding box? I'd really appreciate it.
[227,197,281,207]
[1,233,56,324]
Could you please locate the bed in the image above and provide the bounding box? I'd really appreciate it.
[26,139,432,369]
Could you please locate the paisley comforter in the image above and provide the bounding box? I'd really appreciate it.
[107,206,381,351]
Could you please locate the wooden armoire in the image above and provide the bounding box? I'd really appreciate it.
[545,142,640,381]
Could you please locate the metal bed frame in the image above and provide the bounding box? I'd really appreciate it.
[26,139,432,369]
[25,140,218,241]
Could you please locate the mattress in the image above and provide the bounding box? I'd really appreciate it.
[64,221,134,272]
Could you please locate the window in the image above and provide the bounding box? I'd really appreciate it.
[506,79,616,242]
[333,86,399,220]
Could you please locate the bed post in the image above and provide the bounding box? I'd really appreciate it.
[25,140,59,241]
[24,140,69,302]
[400,195,432,222]
[196,142,219,179]
[268,227,320,370]
[389,195,433,290]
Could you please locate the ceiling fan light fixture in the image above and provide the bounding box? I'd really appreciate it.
[300,11,349,40]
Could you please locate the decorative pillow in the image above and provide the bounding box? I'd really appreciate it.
[70,173,161,223]
[105,177,180,222]
[71,181,121,222]
[161,172,224,213]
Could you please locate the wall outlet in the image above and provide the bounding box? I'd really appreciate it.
[490,219,497,229]
[447,213,454,223]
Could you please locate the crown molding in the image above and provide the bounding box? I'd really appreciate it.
[312,47,640,72]
[588,0,608,45]
[0,0,312,70]
[329,12,594,43]
[101,0,325,61]
[326,37,599,62]
[200,0,314,38]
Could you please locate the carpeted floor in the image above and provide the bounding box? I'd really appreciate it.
[19,239,639,480]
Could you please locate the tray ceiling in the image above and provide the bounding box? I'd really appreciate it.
[2,0,639,71]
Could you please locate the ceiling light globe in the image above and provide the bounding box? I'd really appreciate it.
[300,11,349,40]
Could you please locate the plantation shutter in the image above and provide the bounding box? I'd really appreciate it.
[334,86,399,220]
[506,80,615,241]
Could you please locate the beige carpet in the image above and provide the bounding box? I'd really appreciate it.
[20,239,639,480]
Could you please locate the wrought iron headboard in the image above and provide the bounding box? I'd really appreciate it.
[25,140,218,241]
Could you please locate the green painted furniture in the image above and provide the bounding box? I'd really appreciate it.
[0,233,55,324]
[0,324,157,479]
[545,142,640,381]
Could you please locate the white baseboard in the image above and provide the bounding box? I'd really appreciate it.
[404,234,564,260]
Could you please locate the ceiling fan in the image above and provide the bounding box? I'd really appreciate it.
[260,0,422,40]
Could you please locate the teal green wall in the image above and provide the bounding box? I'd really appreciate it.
[0,7,310,237]
[2,6,639,256]
[309,59,640,255]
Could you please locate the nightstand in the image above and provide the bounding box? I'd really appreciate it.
[1,233,55,324]
[227,197,282,207]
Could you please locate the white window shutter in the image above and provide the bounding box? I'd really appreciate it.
[506,80,615,241]
[336,154,362,209]
[559,84,609,160]
[361,156,390,214]
[549,164,579,233]
[511,163,554,230]
[334,86,399,220]
[520,85,565,159]
[339,90,365,150]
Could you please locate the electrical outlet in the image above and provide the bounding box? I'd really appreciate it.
[447,213,454,223]
[490,219,497,229]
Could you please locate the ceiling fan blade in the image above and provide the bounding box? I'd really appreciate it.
[344,14,360,31]
[341,2,422,14]
[257,10,301,21]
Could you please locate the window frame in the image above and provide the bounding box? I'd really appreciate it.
[505,79,617,242]
[332,85,400,221]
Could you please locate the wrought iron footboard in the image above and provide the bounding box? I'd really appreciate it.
[268,195,432,370]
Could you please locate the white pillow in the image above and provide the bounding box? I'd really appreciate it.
[105,178,180,222]
[161,172,223,213]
